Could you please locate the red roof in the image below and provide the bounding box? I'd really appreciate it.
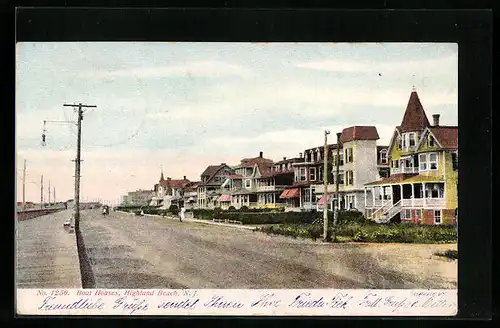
[365,173,418,186]
[340,126,380,143]
[428,126,458,149]
[159,178,190,188]
[227,174,243,179]
[279,188,300,199]
[398,91,431,133]
[217,194,232,202]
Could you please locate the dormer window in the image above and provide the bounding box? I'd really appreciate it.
[428,135,436,147]
[409,133,416,147]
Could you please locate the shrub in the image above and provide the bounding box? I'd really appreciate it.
[228,206,236,211]
[259,222,457,244]
[240,205,249,211]
[168,204,179,215]
[434,249,458,260]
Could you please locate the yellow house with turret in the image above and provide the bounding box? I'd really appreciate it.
[364,90,458,225]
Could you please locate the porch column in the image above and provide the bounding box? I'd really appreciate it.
[299,189,302,208]
[422,183,426,207]
[412,183,415,207]
[372,187,376,206]
[364,188,367,208]
[400,184,403,203]
[382,186,386,201]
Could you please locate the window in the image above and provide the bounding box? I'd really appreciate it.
[429,153,438,170]
[316,150,321,162]
[345,170,354,185]
[402,209,412,220]
[415,209,422,222]
[299,168,307,181]
[347,195,355,209]
[345,148,353,163]
[402,134,407,149]
[397,136,402,149]
[434,210,441,225]
[380,150,387,164]
[337,171,345,184]
[419,154,427,171]
[309,167,317,181]
[392,160,399,168]
[409,133,416,147]
[318,166,323,181]
[245,180,251,188]
[339,153,344,166]
[452,152,458,170]
[428,135,436,147]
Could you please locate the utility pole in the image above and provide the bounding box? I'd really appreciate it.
[332,132,342,241]
[323,130,331,242]
[22,159,26,210]
[48,180,51,206]
[64,103,97,231]
[40,175,44,209]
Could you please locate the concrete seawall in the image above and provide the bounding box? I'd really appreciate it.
[17,208,65,221]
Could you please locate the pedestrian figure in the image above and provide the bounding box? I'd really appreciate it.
[179,207,185,222]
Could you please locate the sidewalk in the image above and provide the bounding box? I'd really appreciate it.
[117,210,257,231]
[16,209,82,288]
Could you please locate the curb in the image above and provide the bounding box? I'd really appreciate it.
[116,210,258,231]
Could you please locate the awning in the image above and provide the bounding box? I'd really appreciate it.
[279,188,300,199]
[317,194,333,205]
[217,194,232,202]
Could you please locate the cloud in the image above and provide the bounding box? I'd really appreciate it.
[294,55,457,75]
[78,61,252,79]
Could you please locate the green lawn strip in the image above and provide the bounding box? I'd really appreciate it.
[257,222,457,244]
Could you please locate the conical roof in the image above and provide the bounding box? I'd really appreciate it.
[398,91,430,133]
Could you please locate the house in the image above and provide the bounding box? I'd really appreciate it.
[122,189,154,207]
[151,172,191,209]
[218,152,275,209]
[197,163,234,209]
[364,90,458,225]
[284,127,388,213]
[182,181,200,209]
[254,157,304,209]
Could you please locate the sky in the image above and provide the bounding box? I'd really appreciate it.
[15,42,458,205]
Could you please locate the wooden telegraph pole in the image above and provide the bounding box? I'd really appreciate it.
[322,130,331,242]
[332,132,342,241]
[63,103,97,231]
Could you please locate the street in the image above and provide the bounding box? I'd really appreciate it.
[79,210,457,289]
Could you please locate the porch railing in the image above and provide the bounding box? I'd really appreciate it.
[401,198,445,208]
[391,167,419,175]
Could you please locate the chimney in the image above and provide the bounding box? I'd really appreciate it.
[283,157,287,161]
[183,175,186,180]
[259,151,263,158]
[299,152,303,158]
[432,114,440,126]
[167,177,171,181]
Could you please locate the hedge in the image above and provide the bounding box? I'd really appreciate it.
[258,222,457,244]
[189,209,368,225]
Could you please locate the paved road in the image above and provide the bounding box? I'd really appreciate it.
[80,210,457,289]
[16,209,82,288]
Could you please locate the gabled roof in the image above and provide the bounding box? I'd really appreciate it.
[416,126,458,150]
[398,91,431,133]
[340,126,379,143]
[159,178,190,189]
[199,163,232,185]
[428,126,458,149]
